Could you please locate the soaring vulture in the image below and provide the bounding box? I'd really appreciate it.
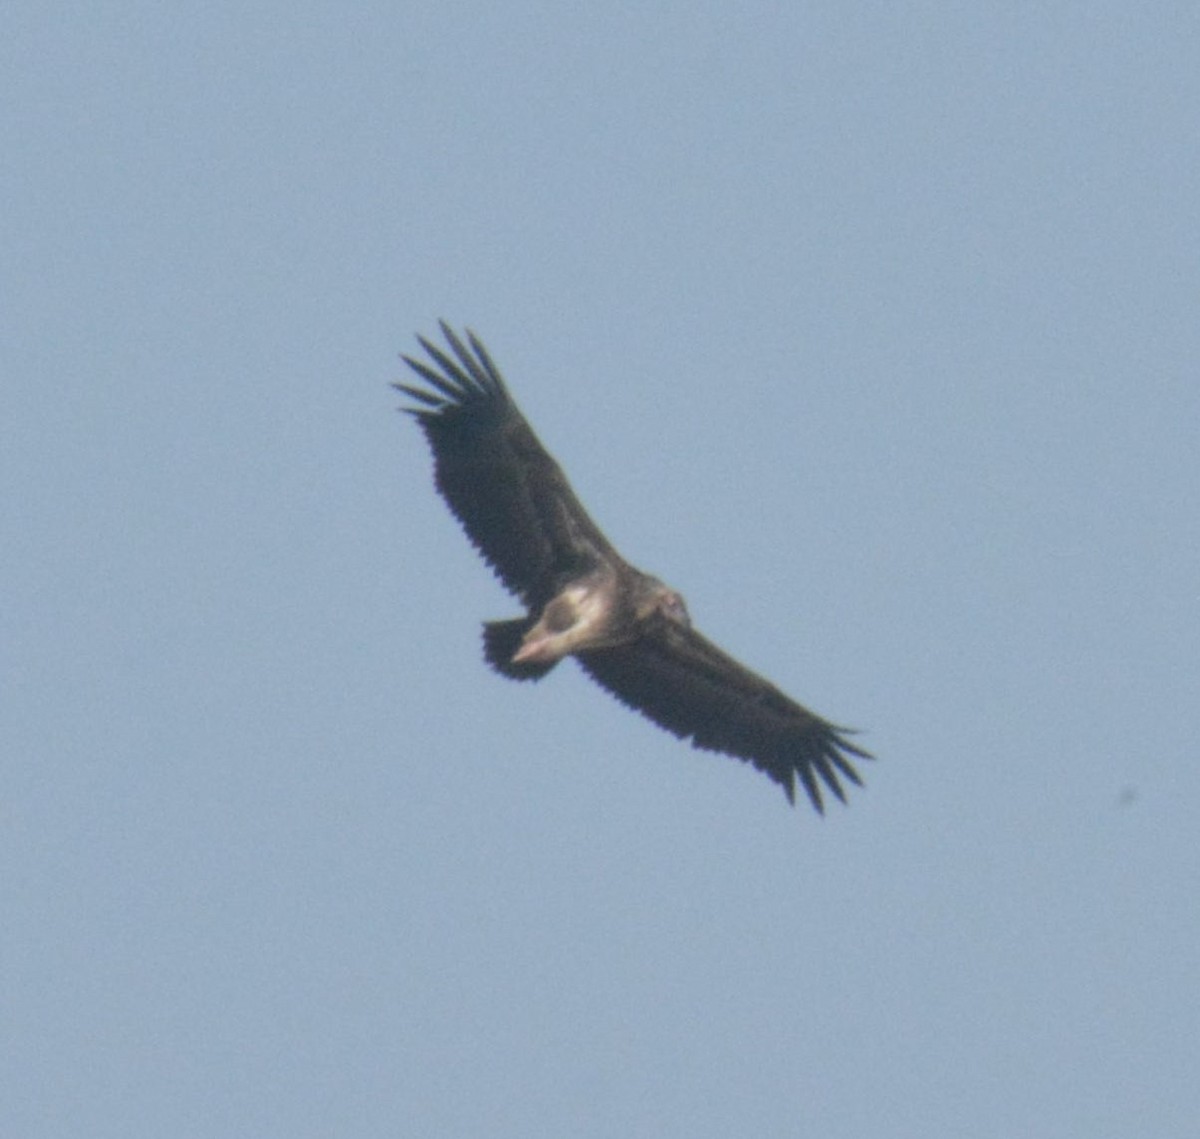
[398,323,872,811]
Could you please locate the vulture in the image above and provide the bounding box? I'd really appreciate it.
[397,323,872,811]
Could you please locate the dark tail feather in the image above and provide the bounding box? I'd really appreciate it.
[482,618,558,681]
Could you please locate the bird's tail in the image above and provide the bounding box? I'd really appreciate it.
[482,618,560,681]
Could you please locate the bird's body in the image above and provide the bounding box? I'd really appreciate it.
[398,323,872,811]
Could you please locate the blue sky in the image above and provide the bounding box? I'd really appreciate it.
[4,3,1198,1135]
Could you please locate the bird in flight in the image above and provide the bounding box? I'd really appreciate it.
[397,323,872,811]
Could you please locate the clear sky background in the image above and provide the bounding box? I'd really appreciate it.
[4,3,1198,1136]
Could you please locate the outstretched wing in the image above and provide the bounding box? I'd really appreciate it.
[578,621,871,812]
[398,323,622,608]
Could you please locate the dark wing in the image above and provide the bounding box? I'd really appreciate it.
[397,322,622,608]
[578,621,871,812]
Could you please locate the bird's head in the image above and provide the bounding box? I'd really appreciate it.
[649,582,691,628]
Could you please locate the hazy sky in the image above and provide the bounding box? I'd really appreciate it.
[5,3,1198,1136]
